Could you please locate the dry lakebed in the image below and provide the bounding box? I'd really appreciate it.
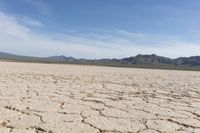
[0,61,200,133]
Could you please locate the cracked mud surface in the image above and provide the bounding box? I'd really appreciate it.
[0,61,200,133]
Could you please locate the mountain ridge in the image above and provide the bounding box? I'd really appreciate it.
[1,52,200,68]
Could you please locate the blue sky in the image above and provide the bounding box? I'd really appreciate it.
[0,0,200,58]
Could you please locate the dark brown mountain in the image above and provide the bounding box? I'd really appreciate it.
[175,56,200,66]
[1,52,200,69]
[121,54,174,65]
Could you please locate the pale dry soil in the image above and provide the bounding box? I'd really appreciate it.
[0,62,200,133]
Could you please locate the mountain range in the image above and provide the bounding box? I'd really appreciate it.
[1,52,200,70]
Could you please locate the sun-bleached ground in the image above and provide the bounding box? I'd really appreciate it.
[0,61,200,133]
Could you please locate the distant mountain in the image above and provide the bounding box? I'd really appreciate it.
[47,56,76,62]
[120,54,200,66]
[121,54,174,65]
[0,52,19,58]
[175,56,200,66]
[0,52,46,62]
[1,52,200,70]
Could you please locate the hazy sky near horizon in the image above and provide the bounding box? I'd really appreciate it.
[0,0,200,59]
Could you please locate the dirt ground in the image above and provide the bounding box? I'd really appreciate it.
[0,61,200,133]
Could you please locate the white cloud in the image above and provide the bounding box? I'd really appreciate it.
[0,11,200,59]
[0,12,30,39]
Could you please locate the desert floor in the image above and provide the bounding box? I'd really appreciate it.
[0,61,200,133]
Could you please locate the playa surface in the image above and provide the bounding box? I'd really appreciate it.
[0,61,200,133]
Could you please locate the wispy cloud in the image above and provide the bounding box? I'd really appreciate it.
[0,12,30,39]
[22,0,52,15]
[20,16,44,28]
[115,29,146,38]
[0,11,200,59]
[0,1,4,7]
[0,0,6,10]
